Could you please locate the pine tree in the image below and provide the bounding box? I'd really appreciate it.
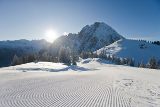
[157,59,160,69]
[125,58,135,66]
[129,58,135,66]
[71,50,78,65]
[107,55,112,60]
[80,51,86,59]
[72,55,77,65]
[98,50,106,59]
[58,47,71,65]
[28,54,36,62]
[115,57,121,65]
[12,54,20,66]
[111,55,116,63]
[148,57,157,69]
[92,53,98,58]
[121,58,127,65]
[139,60,145,68]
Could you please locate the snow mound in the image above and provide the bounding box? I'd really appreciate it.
[3,62,89,72]
[97,39,160,64]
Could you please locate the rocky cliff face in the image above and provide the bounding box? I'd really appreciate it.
[51,22,124,53]
[78,22,124,51]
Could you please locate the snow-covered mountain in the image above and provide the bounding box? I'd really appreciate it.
[51,22,124,53]
[50,22,160,65]
[96,39,160,64]
[1,22,159,67]
[78,22,124,51]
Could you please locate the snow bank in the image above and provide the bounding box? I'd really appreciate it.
[2,62,89,72]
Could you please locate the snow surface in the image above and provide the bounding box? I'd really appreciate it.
[0,59,160,107]
[96,39,160,64]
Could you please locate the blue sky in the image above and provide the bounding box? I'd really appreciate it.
[0,0,160,41]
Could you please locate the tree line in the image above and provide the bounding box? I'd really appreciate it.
[11,46,160,69]
[80,50,160,69]
[11,46,79,66]
[136,39,160,46]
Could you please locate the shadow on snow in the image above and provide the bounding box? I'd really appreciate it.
[17,65,90,72]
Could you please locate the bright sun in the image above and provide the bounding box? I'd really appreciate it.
[45,29,58,43]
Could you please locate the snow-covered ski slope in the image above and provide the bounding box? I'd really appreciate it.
[0,59,160,107]
[97,39,160,64]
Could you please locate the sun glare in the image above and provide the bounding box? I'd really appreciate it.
[63,32,68,36]
[45,29,58,43]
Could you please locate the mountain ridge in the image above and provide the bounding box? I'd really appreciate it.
[0,22,160,67]
[51,22,124,53]
[0,39,51,67]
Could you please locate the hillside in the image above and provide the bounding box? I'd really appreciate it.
[0,39,50,67]
[96,39,160,64]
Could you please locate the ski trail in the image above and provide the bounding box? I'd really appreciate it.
[0,74,133,107]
